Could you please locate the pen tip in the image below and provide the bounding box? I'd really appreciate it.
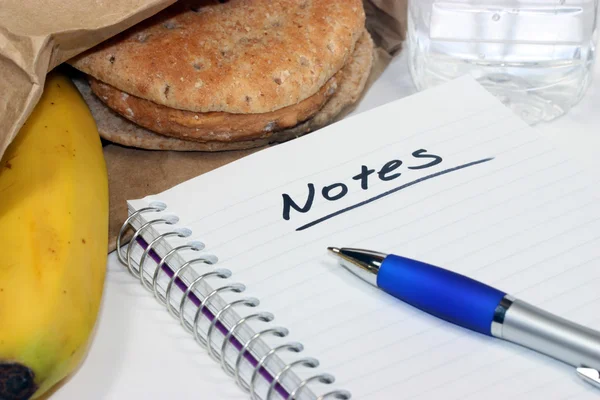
[327,247,341,254]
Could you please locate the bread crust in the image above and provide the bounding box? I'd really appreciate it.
[68,0,366,114]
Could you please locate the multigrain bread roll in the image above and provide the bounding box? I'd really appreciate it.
[68,0,373,151]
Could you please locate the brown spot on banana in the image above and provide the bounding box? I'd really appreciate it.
[0,362,37,400]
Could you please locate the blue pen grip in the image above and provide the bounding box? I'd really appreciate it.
[377,255,506,336]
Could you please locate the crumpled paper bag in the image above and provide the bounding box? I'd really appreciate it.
[0,0,408,252]
[0,0,177,161]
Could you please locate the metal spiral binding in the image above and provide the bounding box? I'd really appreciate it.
[117,205,351,400]
[116,205,164,266]
[250,342,304,399]
[139,230,188,291]
[206,297,261,361]
[235,326,290,391]
[220,312,275,376]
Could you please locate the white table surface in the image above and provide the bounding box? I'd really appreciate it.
[49,45,600,400]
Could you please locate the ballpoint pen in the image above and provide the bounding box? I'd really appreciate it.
[327,247,600,389]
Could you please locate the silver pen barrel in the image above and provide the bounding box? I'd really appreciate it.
[494,297,600,372]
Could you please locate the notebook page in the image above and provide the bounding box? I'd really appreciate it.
[128,76,600,399]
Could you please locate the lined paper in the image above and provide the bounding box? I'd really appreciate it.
[129,76,600,399]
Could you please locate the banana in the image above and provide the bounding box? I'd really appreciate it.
[0,71,109,399]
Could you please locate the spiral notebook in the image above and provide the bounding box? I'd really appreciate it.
[118,76,600,400]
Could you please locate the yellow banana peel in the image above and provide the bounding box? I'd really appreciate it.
[0,71,109,399]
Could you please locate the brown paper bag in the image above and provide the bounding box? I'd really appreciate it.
[0,0,177,160]
[0,0,408,252]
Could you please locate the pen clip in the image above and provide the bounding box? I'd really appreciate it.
[576,367,600,389]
